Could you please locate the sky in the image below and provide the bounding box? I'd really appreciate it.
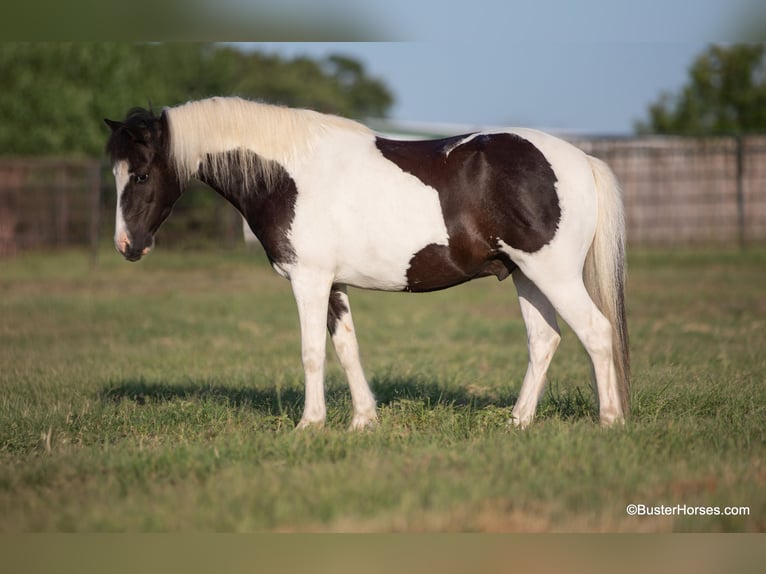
[232,0,764,135]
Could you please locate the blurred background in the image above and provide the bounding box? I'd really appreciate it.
[1,0,766,259]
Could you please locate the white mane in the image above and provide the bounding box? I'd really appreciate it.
[165,96,371,186]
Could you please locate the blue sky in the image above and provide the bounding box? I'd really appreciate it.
[233,0,763,134]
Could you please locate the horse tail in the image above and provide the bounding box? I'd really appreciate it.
[583,155,630,416]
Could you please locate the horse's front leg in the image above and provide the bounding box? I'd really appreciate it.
[327,285,377,430]
[291,270,334,429]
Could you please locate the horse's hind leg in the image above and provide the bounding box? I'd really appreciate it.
[327,285,378,430]
[528,272,624,426]
[511,271,561,428]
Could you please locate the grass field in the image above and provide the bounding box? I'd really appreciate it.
[0,245,764,532]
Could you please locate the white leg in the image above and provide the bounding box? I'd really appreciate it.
[291,270,334,429]
[532,275,624,426]
[510,271,561,429]
[327,285,378,430]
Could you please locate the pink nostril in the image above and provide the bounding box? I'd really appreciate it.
[116,233,130,254]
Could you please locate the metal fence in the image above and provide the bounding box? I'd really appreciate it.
[1,135,766,256]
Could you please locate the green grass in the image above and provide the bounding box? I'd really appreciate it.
[0,246,764,531]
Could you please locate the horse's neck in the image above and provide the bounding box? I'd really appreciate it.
[195,148,267,194]
[195,153,297,262]
[196,155,259,216]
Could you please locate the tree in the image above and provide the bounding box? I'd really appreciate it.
[0,43,395,157]
[0,43,143,156]
[636,44,766,135]
[324,54,393,117]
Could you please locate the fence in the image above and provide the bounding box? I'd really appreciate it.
[571,135,766,246]
[1,135,765,256]
[0,158,101,257]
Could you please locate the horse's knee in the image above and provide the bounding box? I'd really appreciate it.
[301,348,325,374]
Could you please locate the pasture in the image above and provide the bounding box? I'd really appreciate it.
[0,246,763,531]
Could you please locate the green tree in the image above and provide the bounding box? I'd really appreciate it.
[637,44,766,135]
[0,43,141,156]
[324,54,394,117]
[230,49,392,118]
[0,43,394,157]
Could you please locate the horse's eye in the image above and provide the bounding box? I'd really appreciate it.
[134,174,149,184]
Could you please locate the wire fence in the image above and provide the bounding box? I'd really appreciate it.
[1,135,765,257]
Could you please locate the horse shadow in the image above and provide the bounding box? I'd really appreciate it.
[100,373,595,423]
[100,374,517,420]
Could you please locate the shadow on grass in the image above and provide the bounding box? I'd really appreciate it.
[100,373,596,422]
[99,373,518,413]
[100,378,306,418]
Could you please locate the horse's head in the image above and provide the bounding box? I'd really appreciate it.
[104,108,183,262]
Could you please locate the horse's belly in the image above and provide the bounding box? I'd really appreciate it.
[331,229,447,291]
[290,139,452,290]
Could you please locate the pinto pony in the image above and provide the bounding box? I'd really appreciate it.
[105,97,629,429]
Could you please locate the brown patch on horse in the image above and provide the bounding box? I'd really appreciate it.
[327,288,349,335]
[376,132,560,292]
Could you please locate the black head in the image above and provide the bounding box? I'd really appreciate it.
[104,108,183,262]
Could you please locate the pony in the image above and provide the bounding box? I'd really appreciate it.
[105,96,629,430]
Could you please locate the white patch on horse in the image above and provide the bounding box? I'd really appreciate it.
[113,161,130,253]
[287,130,450,290]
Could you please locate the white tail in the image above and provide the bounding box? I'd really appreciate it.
[584,156,630,416]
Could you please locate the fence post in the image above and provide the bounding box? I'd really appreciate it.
[89,161,102,267]
[736,135,745,248]
[0,165,21,257]
[55,166,69,247]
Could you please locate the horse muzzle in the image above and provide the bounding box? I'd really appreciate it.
[115,233,154,262]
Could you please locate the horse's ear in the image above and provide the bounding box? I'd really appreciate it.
[104,118,123,132]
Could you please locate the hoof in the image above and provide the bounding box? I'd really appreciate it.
[599,415,625,428]
[508,413,533,430]
[349,413,378,432]
[295,418,325,431]
[599,407,625,428]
